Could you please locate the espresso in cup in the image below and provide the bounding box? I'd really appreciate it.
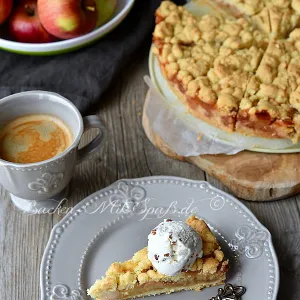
[0,114,72,164]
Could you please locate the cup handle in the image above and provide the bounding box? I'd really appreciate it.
[77,115,107,164]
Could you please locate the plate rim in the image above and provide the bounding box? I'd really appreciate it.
[40,176,280,300]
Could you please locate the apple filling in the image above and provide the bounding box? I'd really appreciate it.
[96,274,226,300]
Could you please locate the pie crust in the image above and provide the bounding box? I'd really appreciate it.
[88,216,229,300]
[211,0,300,38]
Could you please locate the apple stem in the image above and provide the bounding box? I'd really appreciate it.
[86,6,96,12]
[25,4,35,16]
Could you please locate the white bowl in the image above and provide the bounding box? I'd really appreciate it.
[0,0,135,55]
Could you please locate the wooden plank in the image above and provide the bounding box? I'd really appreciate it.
[0,188,52,299]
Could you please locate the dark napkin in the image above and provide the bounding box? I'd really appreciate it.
[0,0,186,113]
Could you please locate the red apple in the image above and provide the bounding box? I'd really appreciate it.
[0,0,13,25]
[9,0,57,43]
[38,0,98,40]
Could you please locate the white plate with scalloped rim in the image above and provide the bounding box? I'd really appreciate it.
[40,176,279,300]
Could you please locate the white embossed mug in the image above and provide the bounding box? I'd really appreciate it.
[0,91,107,213]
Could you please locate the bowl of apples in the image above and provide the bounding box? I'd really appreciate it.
[0,0,135,55]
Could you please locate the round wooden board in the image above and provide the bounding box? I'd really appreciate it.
[142,91,300,201]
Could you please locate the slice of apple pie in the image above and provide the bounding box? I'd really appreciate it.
[88,216,229,300]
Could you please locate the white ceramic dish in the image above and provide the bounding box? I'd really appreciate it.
[40,176,279,300]
[0,0,135,55]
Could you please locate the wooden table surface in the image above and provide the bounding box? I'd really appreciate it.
[1,47,300,300]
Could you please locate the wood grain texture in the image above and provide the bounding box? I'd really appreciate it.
[0,187,52,300]
[142,91,300,201]
[0,47,299,300]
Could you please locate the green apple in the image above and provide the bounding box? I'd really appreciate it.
[96,0,116,27]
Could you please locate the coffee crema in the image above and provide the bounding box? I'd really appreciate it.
[0,114,73,164]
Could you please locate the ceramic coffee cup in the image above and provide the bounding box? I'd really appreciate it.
[0,91,107,213]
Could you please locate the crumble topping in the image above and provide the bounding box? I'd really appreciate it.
[252,5,300,38]
[210,0,300,38]
[88,217,228,294]
[240,33,300,122]
[152,1,300,140]
[153,2,267,116]
[219,0,265,16]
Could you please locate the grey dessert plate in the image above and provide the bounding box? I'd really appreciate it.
[40,176,279,300]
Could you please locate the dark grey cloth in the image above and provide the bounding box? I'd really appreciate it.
[0,0,186,113]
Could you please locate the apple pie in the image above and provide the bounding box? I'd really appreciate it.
[152,1,300,142]
[87,216,229,300]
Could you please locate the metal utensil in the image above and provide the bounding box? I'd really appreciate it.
[210,283,246,300]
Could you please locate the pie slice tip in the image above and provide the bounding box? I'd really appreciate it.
[88,216,229,300]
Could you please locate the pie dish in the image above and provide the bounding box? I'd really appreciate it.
[87,216,229,299]
[152,1,300,143]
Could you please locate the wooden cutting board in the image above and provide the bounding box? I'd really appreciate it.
[142,92,300,201]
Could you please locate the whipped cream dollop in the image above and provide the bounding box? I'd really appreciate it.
[147,219,203,276]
